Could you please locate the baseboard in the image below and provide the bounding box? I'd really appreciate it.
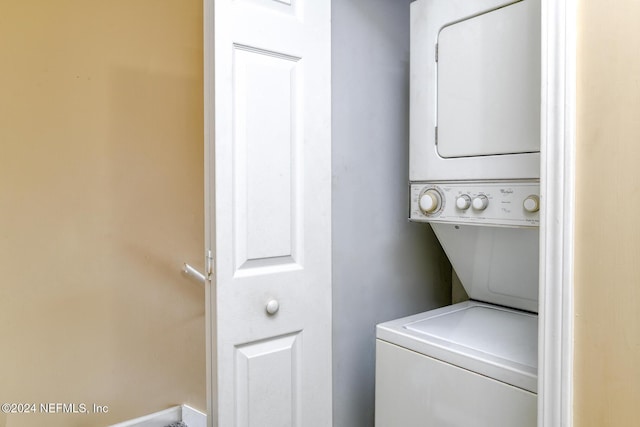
[181,405,207,427]
[109,404,206,427]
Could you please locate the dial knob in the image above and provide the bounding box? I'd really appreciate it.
[472,195,489,211]
[455,195,471,210]
[419,189,441,214]
[523,195,540,213]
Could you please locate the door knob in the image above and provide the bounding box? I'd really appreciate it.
[266,299,280,315]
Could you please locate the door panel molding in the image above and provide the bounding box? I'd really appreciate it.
[232,46,304,272]
[235,332,302,427]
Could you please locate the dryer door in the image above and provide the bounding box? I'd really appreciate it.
[437,1,540,158]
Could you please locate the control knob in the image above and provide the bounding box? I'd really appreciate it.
[523,195,540,213]
[419,189,442,214]
[472,195,489,211]
[455,195,471,210]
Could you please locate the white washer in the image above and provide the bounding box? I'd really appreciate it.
[375,181,540,427]
[376,302,537,427]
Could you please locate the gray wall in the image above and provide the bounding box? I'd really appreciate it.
[332,0,453,426]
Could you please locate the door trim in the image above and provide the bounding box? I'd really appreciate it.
[203,0,216,425]
[539,0,577,426]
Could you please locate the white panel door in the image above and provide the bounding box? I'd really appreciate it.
[204,0,331,426]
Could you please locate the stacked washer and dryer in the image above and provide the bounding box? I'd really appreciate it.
[375,0,541,426]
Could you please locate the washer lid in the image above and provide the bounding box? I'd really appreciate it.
[405,304,537,369]
[376,301,538,392]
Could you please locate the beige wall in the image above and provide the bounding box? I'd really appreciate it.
[0,1,205,426]
[574,0,640,425]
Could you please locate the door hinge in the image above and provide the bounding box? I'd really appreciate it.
[435,43,439,62]
[206,249,214,279]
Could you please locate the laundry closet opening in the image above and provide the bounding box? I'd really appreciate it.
[332,0,542,426]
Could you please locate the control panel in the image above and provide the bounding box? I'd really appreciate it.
[410,181,540,227]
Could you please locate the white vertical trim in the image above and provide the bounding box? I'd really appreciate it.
[203,0,216,426]
[539,0,576,426]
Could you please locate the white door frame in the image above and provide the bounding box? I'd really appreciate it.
[203,0,577,424]
[539,0,577,426]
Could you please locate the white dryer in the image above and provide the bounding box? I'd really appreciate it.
[410,0,541,181]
